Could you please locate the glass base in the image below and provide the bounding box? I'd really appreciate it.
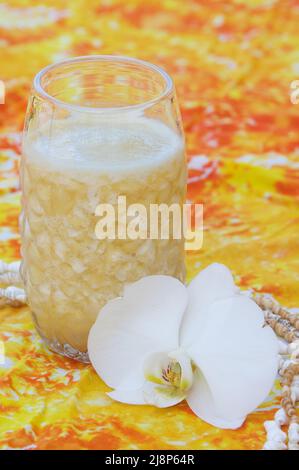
[41,334,90,363]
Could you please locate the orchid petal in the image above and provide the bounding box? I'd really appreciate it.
[186,295,278,428]
[107,387,146,405]
[88,275,188,390]
[108,379,186,408]
[187,369,244,429]
[180,263,238,348]
[168,349,194,391]
[107,380,186,408]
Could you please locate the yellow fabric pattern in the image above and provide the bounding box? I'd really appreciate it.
[0,0,298,450]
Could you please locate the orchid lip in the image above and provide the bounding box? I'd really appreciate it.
[143,348,194,399]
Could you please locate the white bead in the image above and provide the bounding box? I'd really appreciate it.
[263,441,287,450]
[288,341,299,355]
[288,443,299,450]
[8,261,21,273]
[264,421,286,443]
[278,339,289,355]
[279,359,292,375]
[263,296,274,310]
[0,286,26,304]
[290,384,299,404]
[0,260,22,287]
[278,357,285,371]
[274,408,289,426]
[288,423,299,443]
[0,260,20,274]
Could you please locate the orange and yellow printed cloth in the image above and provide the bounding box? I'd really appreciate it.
[0,0,298,450]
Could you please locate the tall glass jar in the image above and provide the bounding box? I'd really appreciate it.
[21,56,186,362]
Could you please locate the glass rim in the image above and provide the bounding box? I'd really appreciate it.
[33,55,174,114]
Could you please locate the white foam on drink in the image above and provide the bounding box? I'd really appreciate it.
[24,116,183,175]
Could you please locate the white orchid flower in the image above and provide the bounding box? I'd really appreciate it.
[88,263,278,429]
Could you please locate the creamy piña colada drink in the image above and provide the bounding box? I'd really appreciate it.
[21,116,185,357]
[21,56,186,361]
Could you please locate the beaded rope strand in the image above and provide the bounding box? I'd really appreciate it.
[0,260,26,306]
[252,293,299,450]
